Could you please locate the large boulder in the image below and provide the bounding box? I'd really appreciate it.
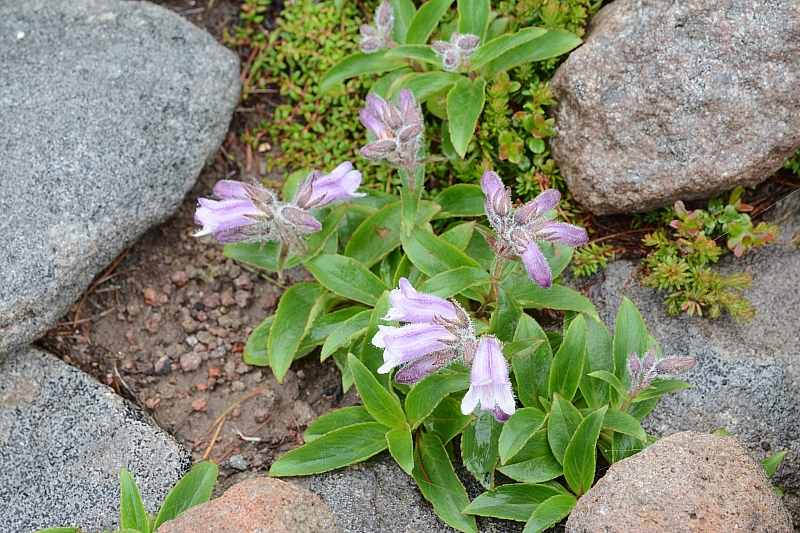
[565,191,800,521]
[0,347,192,533]
[0,0,240,352]
[549,0,800,214]
[566,432,793,532]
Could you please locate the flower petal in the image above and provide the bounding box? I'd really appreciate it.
[536,221,589,247]
[213,180,250,200]
[517,240,553,289]
[384,278,458,324]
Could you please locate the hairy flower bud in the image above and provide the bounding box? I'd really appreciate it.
[359,0,394,53]
[655,356,697,376]
[358,89,424,172]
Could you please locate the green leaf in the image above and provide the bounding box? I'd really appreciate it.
[447,76,486,158]
[412,432,478,533]
[319,51,407,94]
[457,0,490,40]
[303,203,349,260]
[498,430,563,484]
[31,530,79,533]
[762,451,787,477]
[547,393,583,465]
[349,354,406,429]
[483,29,582,77]
[268,282,327,382]
[320,309,371,360]
[359,291,393,377]
[385,44,442,67]
[470,27,548,71]
[548,314,586,402]
[489,288,523,342]
[613,297,648,386]
[302,306,367,350]
[439,221,475,250]
[423,397,475,444]
[389,0,416,43]
[501,273,600,321]
[400,171,424,237]
[243,315,273,366]
[304,406,375,442]
[522,494,577,533]
[387,71,461,102]
[305,254,388,306]
[402,226,480,277]
[462,410,502,489]
[152,462,218,530]
[433,184,486,216]
[120,469,148,533]
[611,431,646,464]
[502,338,546,360]
[463,483,568,521]
[587,370,629,402]
[602,409,646,443]
[512,314,552,409]
[387,425,415,475]
[632,379,692,402]
[499,407,547,464]
[406,0,453,44]
[223,241,301,273]
[563,406,607,496]
[486,16,508,42]
[405,372,471,429]
[579,316,614,408]
[270,422,389,476]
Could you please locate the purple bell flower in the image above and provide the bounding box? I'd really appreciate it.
[194,181,273,243]
[384,278,459,324]
[461,335,516,423]
[372,323,457,374]
[295,161,366,209]
[481,171,588,289]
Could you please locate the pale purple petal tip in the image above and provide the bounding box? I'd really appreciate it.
[538,221,589,247]
[481,171,504,199]
[213,180,250,200]
[532,189,561,216]
[359,108,386,138]
[395,354,439,384]
[519,241,553,289]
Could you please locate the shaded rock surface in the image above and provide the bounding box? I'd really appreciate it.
[566,432,792,532]
[550,0,800,214]
[156,477,340,533]
[0,0,240,352]
[565,190,800,521]
[0,347,192,533]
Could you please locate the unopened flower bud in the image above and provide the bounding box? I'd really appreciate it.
[628,350,641,376]
[456,33,481,54]
[642,346,657,372]
[375,0,393,31]
[431,40,450,55]
[359,36,382,53]
[442,50,460,72]
[398,123,423,143]
[281,206,322,234]
[655,356,696,376]
[360,138,398,159]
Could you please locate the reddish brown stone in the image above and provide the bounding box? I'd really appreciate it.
[155,477,340,533]
[566,431,793,532]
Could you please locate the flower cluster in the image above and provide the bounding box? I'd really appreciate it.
[359,0,394,54]
[431,32,481,72]
[195,162,364,252]
[373,278,515,422]
[481,171,589,288]
[627,346,696,400]
[359,89,424,173]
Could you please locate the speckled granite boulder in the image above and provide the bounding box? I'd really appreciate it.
[550,0,800,214]
[0,0,240,352]
[566,432,793,532]
[0,347,192,533]
[156,477,340,533]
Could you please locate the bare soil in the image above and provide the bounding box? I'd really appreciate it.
[36,0,358,481]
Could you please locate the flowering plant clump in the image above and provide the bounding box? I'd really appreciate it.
[199,60,697,533]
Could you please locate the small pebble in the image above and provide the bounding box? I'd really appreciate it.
[231,380,246,392]
[235,363,250,375]
[220,291,236,308]
[234,290,251,308]
[228,454,249,471]
[143,287,157,306]
[154,356,172,374]
[203,293,221,310]
[191,398,207,411]
[180,352,202,372]
[185,335,199,347]
[234,273,253,290]
[253,408,270,423]
[210,346,226,359]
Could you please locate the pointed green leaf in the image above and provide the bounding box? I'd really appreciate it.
[762,451,788,477]
[152,462,218,530]
[243,315,274,366]
[563,406,606,496]
[223,241,301,273]
[457,0,490,40]
[405,371,471,428]
[548,314,586,401]
[499,407,547,464]
[462,410,502,489]
[302,203,349,260]
[423,397,475,444]
[587,370,629,402]
[302,306,367,349]
[413,432,478,533]
[304,406,375,442]
[613,297,648,385]
[320,310,371,360]
[31,530,79,533]
[547,393,583,465]
[387,425,415,475]
[400,173,423,237]
[512,314,552,409]
[463,483,569,521]
[483,29,582,77]
[447,76,486,158]
[387,71,461,102]
[120,469,148,533]
[270,422,389,476]
[632,379,692,402]
[406,0,453,44]
[439,221,475,250]
[501,272,599,320]
[601,409,646,443]
[498,430,563,484]
[268,282,327,382]
[389,0,416,43]
[611,431,646,464]
[349,354,406,429]
[579,316,614,408]
[319,51,407,94]
[470,27,548,71]
[385,44,442,67]
[433,184,486,217]
[489,288,523,342]
[305,254,388,306]
[402,226,480,277]
[522,494,577,533]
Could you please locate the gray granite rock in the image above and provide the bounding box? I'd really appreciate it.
[566,432,793,532]
[565,190,800,521]
[0,0,240,352]
[550,0,800,215]
[0,347,192,533]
